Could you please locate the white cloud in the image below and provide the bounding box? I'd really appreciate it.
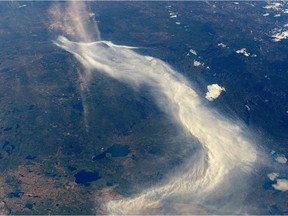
[236,48,250,57]
[19,4,27,8]
[218,42,227,48]
[193,60,202,67]
[263,13,270,17]
[205,84,226,101]
[267,172,279,181]
[169,12,177,18]
[275,155,287,164]
[272,179,288,191]
[263,3,282,10]
[245,105,251,111]
[189,49,197,55]
[272,30,288,42]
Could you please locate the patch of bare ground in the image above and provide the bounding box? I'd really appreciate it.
[0,163,94,214]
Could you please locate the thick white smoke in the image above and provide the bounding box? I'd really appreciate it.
[54,36,258,214]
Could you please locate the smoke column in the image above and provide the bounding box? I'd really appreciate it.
[49,1,101,130]
[51,1,260,214]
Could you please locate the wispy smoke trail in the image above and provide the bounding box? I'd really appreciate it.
[54,37,258,214]
[49,1,101,130]
[49,1,101,42]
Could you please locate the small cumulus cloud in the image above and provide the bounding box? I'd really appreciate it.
[245,105,251,111]
[275,154,287,164]
[267,172,279,181]
[272,179,288,191]
[189,49,197,55]
[217,42,228,48]
[263,3,283,10]
[205,84,226,101]
[193,60,202,67]
[169,12,177,19]
[272,30,288,42]
[236,48,250,57]
[19,4,27,8]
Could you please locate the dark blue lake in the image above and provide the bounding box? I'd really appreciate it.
[74,170,101,185]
